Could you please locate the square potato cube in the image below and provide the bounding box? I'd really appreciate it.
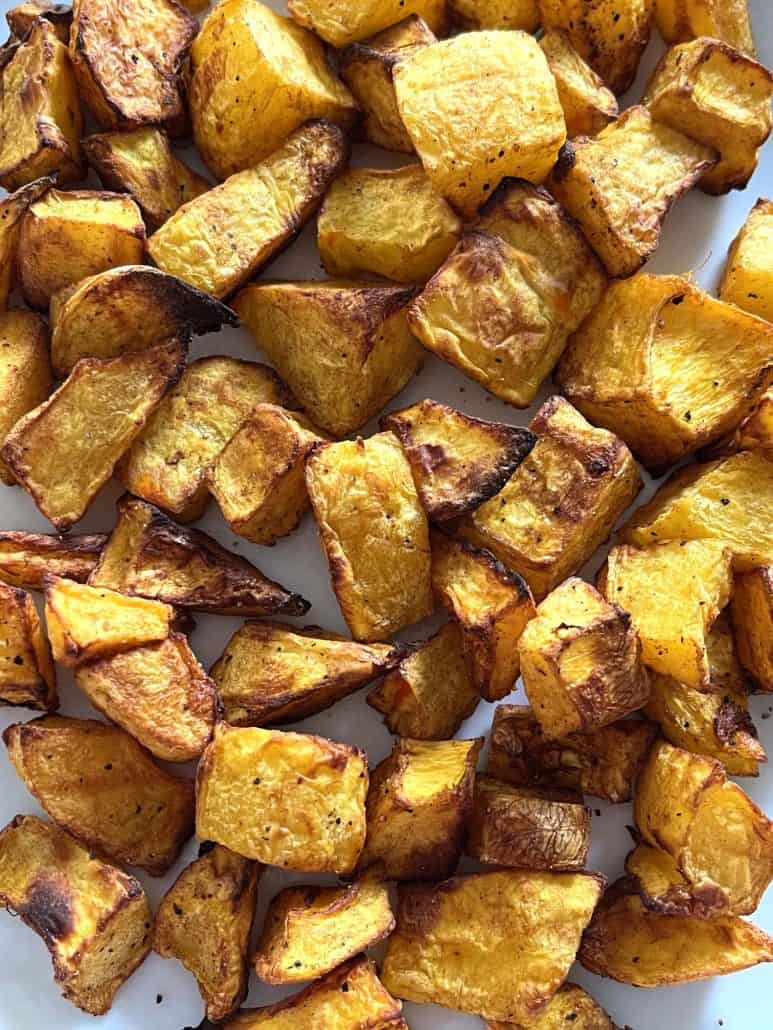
[394,31,566,218]
[539,29,619,138]
[357,737,482,881]
[556,275,773,473]
[305,432,433,641]
[655,0,756,55]
[0,310,52,485]
[0,815,152,1015]
[460,397,642,601]
[0,582,56,711]
[486,984,619,1030]
[0,531,105,590]
[288,0,446,46]
[449,0,539,30]
[548,106,716,278]
[196,724,368,874]
[720,198,773,322]
[732,566,773,693]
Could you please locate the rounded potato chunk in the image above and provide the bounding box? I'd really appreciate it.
[720,198,773,322]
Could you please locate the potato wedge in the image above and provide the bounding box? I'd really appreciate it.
[0,531,105,590]
[720,198,773,322]
[733,566,773,692]
[0,814,152,1015]
[381,869,604,1023]
[306,432,432,641]
[288,0,446,46]
[539,30,619,138]
[6,2,72,43]
[486,983,620,1030]
[155,844,261,1023]
[358,737,481,881]
[196,723,368,874]
[254,875,394,985]
[4,716,194,874]
[655,0,756,55]
[0,582,56,711]
[449,0,539,30]
[0,177,52,308]
[368,623,480,740]
[460,397,641,601]
[0,309,52,485]
[548,107,716,278]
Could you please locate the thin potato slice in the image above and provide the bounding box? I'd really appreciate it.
[0,582,56,711]
[288,0,446,46]
[732,566,773,692]
[720,197,772,322]
[6,2,72,43]
[486,983,620,1030]
[0,309,52,485]
[539,30,618,138]
[0,531,106,590]
[0,177,54,308]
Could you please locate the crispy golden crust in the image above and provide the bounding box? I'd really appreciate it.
[288,0,446,46]
[0,531,106,590]
[0,309,52,485]
[655,0,756,55]
[0,581,56,711]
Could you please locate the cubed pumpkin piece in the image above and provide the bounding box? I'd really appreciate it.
[720,198,773,322]
[0,582,56,711]
[539,29,619,138]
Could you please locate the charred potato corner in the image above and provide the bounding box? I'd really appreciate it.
[0,0,772,1024]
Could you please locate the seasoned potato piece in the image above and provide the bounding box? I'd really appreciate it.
[368,623,480,740]
[4,716,194,874]
[0,21,83,189]
[2,341,184,530]
[118,357,292,523]
[733,567,773,692]
[306,433,432,641]
[394,32,565,218]
[6,2,72,43]
[655,0,756,55]
[207,405,327,546]
[254,875,394,985]
[69,0,196,135]
[0,582,56,711]
[196,724,368,874]
[720,198,773,322]
[624,841,726,918]
[382,869,604,1023]
[0,310,52,485]
[486,983,620,1030]
[539,30,619,138]
[557,275,773,472]
[548,107,715,278]
[488,704,657,803]
[449,0,539,30]
[288,0,445,46]
[0,815,152,1015]
[0,177,52,308]
[236,281,422,438]
[358,737,481,881]
[149,121,348,299]
[580,880,773,985]
[460,397,641,601]
[0,531,105,589]
[467,776,591,872]
[155,844,260,1023]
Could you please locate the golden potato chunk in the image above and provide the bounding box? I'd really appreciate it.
[548,107,715,278]
[306,432,432,641]
[733,566,773,692]
[486,983,620,1030]
[236,281,422,438]
[460,397,641,601]
[358,737,481,881]
[556,274,773,472]
[0,531,105,590]
[368,623,480,740]
[4,716,194,874]
[0,177,53,308]
[488,704,657,804]
[288,0,446,46]
[148,121,349,298]
[0,815,152,1015]
[394,31,565,218]
[207,405,327,546]
[625,841,727,919]
[254,875,394,985]
[720,198,773,322]
[655,0,756,54]
[196,723,368,874]
[0,582,56,711]
[155,844,261,1023]
[539,29,619,138]
[118,356,292,522]
[382,869,604,1023]
[449,0,539,30]
[6,2,72,43]
[0,21,83,189]
[212,621,399,727]
[710,385,773,459]
[0,309,52,485]
[2,341,184,530]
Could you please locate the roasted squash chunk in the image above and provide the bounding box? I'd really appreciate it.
[732,566,773,692]
[539,29,619,138]
[0,309,52,485]
[0,814,152,1015]
[0,177,52,309]
[0,582,56,711]
[0,531,105,590]
[6,2,72,43]
[449,0,539,30]
[288,0,446,46]
[720,198,773,322]
[486,983,620,1030]
[655,0,756,55]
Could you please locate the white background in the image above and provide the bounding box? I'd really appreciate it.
[0,2,772,1028]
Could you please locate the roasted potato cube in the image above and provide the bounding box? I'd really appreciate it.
[486,983,620,1030]
[2,340,184,530]
[118,357,292,522]
[236,281,422,438]
[655,0,756,54]
[0,814,152,1015]
[0,582,55,711]
[381,869,604,1023]
[89,495,308,617]
[368,623,480,740]
[155,844,261,1023]
[460,397,641,601]
[207,405,327,546]
[148,121,349,299]
[556,275,773,472]
[44,576,173,667]
[358,737,481,881]
[720,198,773,322]
[0,21,83,189]
[382,399,536,522]
[69,0,196,135]
[0,310,52,485]
[467,776,591,872]
[288,0,446,46]
[0,177,52,308]
[6,2,72,43]
[0,531,105,589]
[449,0,539,30]
[733,566,773,692]
[394,31,565,218]
[254,875,394,985]
[625,840,727,918]
[306,432,432,641]
[488,704,657,804]
[539,29,619,138]
[548,107,715,278]
[4,716,194,874]
[196,723,368,874]
[212,621,399,727]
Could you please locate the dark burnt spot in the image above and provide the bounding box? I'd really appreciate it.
[714,701,758,745]
[552,143,576,183]
[415,442,448,473]
[20,878,74,943]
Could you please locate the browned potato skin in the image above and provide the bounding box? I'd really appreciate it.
[155,844,261,1023]
[733,567,773,692]
[6,2,72,43]
[0,581,56,711]
[0,531,106,590]
[0,814,152,1015]
[0,309,52,485]
[0,177,53,309]
[4,716,194,874]
[486,982,621,1030]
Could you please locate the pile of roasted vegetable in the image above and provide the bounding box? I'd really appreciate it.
[0,0,772,1026]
